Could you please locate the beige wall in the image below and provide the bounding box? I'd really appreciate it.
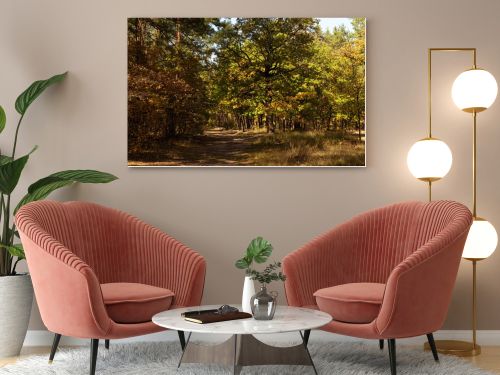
[2,0,500,331]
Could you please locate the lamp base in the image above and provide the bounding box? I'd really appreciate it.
[423,340,481,357]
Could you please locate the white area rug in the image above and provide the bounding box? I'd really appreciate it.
[0,341,494,374]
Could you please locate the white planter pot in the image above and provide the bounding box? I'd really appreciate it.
[241,276,255,313]
[0,274,33,358]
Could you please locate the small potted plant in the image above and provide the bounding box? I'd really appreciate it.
[235,237,286,319]
[235,237,273,313]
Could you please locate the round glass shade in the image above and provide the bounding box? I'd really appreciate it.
[462,218,498,259]
[407,138,453,181]
[452,69,498,112]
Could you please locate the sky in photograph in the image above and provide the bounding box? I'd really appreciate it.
[225,18,354,33]
[318,18,354,32]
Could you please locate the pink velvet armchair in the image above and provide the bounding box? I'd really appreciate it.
[283,200,472,375]
[16,200,206,375]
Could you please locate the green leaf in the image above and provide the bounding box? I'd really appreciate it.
[26,176,66,194]
[28,170,117,193]
[16,180,73,213]
[254,252,272,263]
[0,155,13,166]
[50,169,118,183]
[15,72,67,115]
[235,258,250,269]
[0,105,5,134]
[14,169,117,214]
[0,244,25,259]
[0,147,37,194]
[246,237,273,264]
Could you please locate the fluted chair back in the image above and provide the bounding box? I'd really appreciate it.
[16,200,206,338]
[283,201,472,316]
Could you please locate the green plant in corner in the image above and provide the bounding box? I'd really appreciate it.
[235,236,286,284]
[0,72,118,276]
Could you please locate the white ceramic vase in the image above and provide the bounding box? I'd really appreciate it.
[0,274,34,358]
[241,275,255,313]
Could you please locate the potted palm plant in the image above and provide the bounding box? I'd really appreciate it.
[0,72,117,358]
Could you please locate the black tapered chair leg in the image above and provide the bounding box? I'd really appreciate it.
[379,339,384,350]
[426,333,439,362]
[90,339,99,375]
[388,339,396,375]
[177,330,186,350]
[48,333,62,363]
[105,339,110,350]
[303,329,311,347]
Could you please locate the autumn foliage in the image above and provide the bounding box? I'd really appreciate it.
[128,18,365,166]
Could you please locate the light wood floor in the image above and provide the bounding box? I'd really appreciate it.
[1,345,500,372]
[466,346,500,373]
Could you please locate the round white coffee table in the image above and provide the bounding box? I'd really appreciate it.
[153,305,332,374]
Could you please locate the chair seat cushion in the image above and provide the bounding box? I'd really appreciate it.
[313,283,385,324]
[101,283,174,324]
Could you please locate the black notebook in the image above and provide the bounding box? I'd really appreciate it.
[182,309,252,324]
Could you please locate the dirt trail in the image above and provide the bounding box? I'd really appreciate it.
[130,128,263,166]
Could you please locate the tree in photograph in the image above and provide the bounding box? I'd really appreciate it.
[214,18,318,133]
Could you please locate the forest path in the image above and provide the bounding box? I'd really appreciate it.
[188,128,261,165]
[131,128,263,166]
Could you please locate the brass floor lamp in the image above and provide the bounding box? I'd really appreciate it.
[407,48,498,357]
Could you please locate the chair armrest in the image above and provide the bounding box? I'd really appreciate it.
[283,220,358,307]
[375,227,470,338]
[18,231,111,339]
[125,219,206,307]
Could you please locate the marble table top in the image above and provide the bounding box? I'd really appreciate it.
[152,305,332,335]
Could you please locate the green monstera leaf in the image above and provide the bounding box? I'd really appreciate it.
[15,72,67,115]
[246,236,273,263]
[235,257,251,269]
[235,237,274,271]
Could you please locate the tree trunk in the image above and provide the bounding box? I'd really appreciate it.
[356,91,362,142]
[135,19,146,65]
[166,109,176,138]
[175,18,181,80]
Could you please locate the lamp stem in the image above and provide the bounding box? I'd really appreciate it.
[472,259,478,349]
[428,49,432,138]
[472,111,477,217]
[428,180,432,202]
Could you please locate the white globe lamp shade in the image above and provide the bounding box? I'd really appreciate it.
[452,69,498,113]
[407,138,453,181]
[462,218,498,259]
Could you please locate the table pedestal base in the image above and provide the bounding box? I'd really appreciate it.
[178,332,317,374]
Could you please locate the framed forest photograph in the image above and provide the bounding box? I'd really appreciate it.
[128,17,366,167]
